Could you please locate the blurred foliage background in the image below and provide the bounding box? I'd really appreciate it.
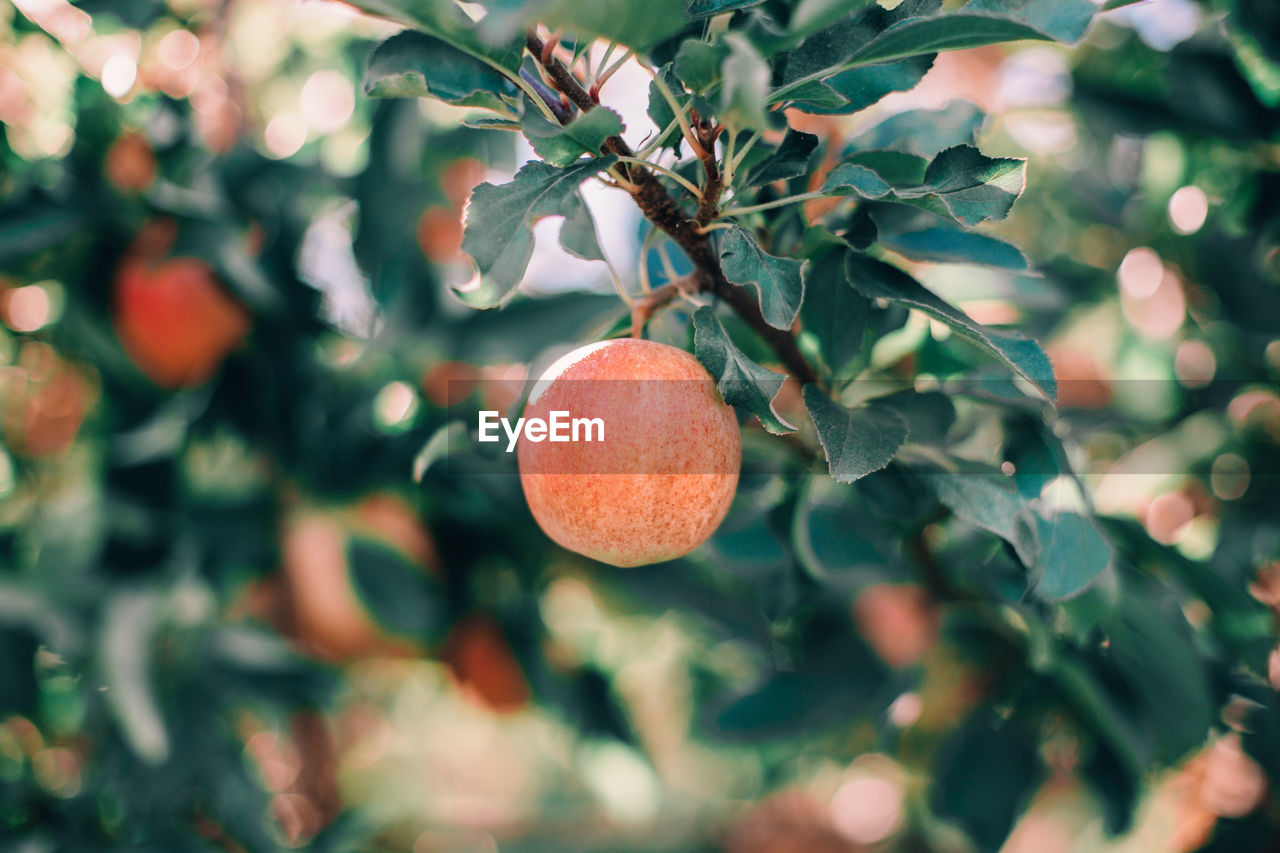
[1,0,1280,851]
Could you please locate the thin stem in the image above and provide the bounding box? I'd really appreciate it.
[649,71,707,161]
[508,72,558,122]
[696,221,736,233]
[656,242,679,283]
[637,226,663,294]
[630,281,677,337]
[635,115,682,159]
[603,252,634,307]
[720,190,831,219]
[593,39,618,80]
[606,165,639,194]
[595,48,635,92]
[722,130,737,190]
[729,130,761,175]
[614,156,701,198]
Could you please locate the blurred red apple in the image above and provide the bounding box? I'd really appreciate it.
[113,247,250,389]
[254,493,437,663]
[443,614,530,713]
[105,131,156,194]
[0,343,92,457]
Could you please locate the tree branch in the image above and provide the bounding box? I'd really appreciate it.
[691,112,725,226]
[525,28,819,386]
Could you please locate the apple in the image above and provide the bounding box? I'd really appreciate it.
[113,252,250,389]
[416,206,465,262]
[264,493,437,662]
[417,158,488,263]
[442,615,530,713]
[104,131,156,194]
[0,343,92,457]
[518,338,741,567]
[852,584,938,668]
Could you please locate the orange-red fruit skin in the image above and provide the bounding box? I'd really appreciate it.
[443,615,530,713]
[114,256,250,389]
[274,494,437,662]
[105,132,156,193]
[518,339,741,568]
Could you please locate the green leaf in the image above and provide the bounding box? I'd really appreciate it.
[776,0,939,103]
[845,101,984,157]
[878,224,1030,270]
[559,193,607,261]
[843,206,879,250]
[787,54,935,115]
[522,108,623,167]
[792,475,897,582]
[849,152,931,188]
[345,0,522,72]
[823,147,1025,226]
[932,714,1044,853]
[462,116,523,131]
[921,462,1040,566]
[709,660,885,739]
[347,539,445,639]
[873,389,955,444]
[101,591,169,765]
[720,33,771,130]
[540,0,688,50]
[1103,591,1214,764]
[0,584,79,651]
[803,385,908,483]
[718,226,806,330]
[786,0,878,43]
[1031,511,1112,600]
[458,156,616,307]
[845,252,1056,401]
[819,162,895,198]
[413,421,467,482]
[647,64,688,152]
[0,202,87,267]
[776,0,1094,105]
[896,145,1026,225]
[799,248,867,373]
[683,0,765,19]
[744,128,819,186]
[850,0,1097,67]
[675,39,727,93]
[692,307,796,435]
[364,31,518,110]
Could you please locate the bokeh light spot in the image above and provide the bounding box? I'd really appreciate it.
[1117,247,1163,298]
[264,113,307,158]
[887,692,922,728]
[374,381,419,431]
[1174,339,1215,389]
[0,450,14,498]
[1144,491,1195,544]
[300,70,355,134]
[101,54,137,98]
[829,765,904,845]
[1169,185,1208,234]
[1210,453,1250,501]
[157,29,200,71]
[1121,268,1186,340]
[3,285,51,332]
